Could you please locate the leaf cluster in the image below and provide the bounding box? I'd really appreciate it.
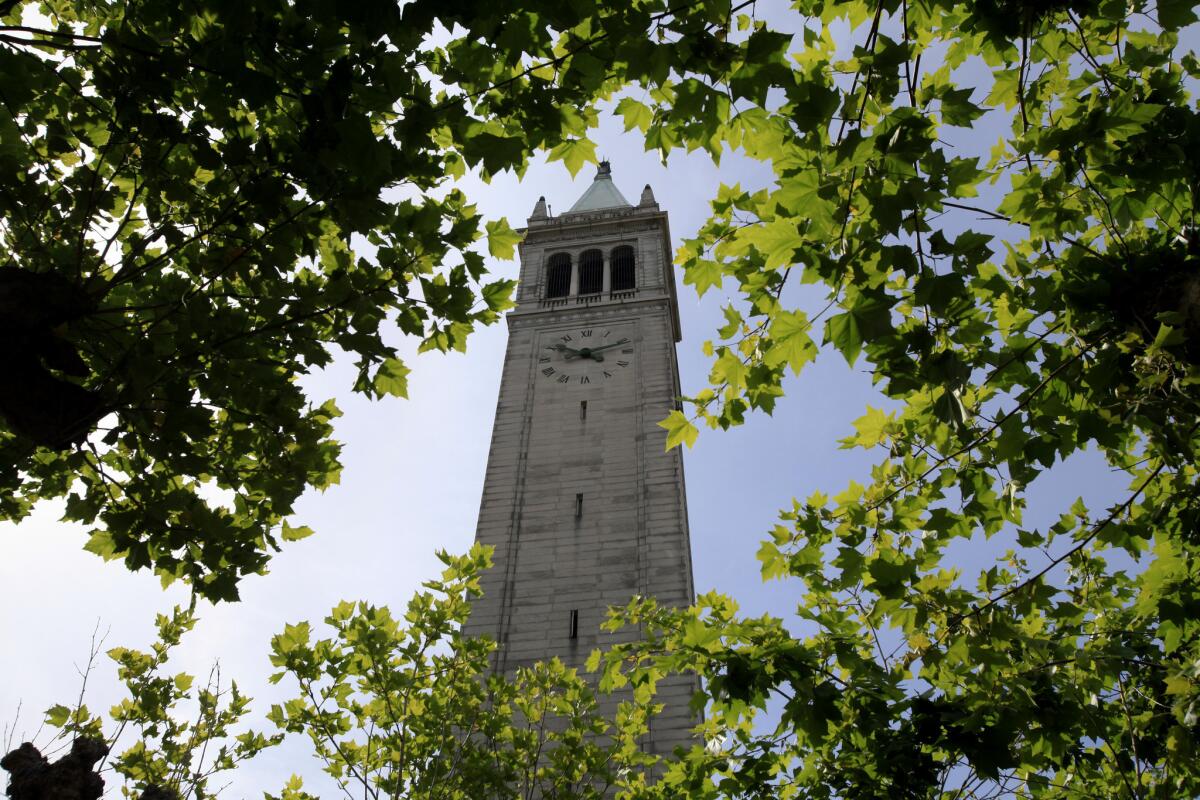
[27,548,667,798]
[266,546,658,799]
[7,0,1200,795]
[603,0,1200,797]
[39,606,278,799]
[0,0,696,598]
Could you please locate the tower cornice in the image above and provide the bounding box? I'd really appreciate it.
[506,292,677,329]
[520,207,667,238]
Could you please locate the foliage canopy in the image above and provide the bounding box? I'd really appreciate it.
[21,549,654,800]
[3,0,1200,797]
[621,0,1200,798]
[0,0,675,599]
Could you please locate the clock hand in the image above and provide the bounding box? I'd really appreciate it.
[583,338,631,355]
[546,344,585,359]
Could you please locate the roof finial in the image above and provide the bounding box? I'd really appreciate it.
[565,162,632,212]
[529,195,548,221]
[638,184,657,208]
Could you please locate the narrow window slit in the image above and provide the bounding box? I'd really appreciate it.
[580,400,587,421]
[568,609,579,639]
[575,493,583,518]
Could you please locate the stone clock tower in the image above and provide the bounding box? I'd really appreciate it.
[464,162,697,757]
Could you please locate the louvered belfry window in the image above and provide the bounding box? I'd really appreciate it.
[545,253,572,298]
[611,245,636,291]
[579,249,603,295]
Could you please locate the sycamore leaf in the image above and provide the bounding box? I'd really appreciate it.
[1158,0,1198,29]
[481,279,517,312]
[823,296,892,366]
[658,410,699,450]
[615,97,653,132]
[485,218,522,259]
[710,349,748,393]
[83,529,121,560]
[717,304,743,339]
[45,704,71,728]
[933,387,969,431]
[744,218,804,270]
[773,169,822,214]
[844,406,893,449]
[684,259,724,297]
[281,522,315,542]
[824,312,863,366]
[764,310,816,374]
[373,357,411,398]
[548,138,597,177]
[1151,323,1184,351]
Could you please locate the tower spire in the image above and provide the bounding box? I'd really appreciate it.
[566,161,631,213]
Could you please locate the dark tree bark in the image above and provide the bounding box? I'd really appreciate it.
[1,738,106,800]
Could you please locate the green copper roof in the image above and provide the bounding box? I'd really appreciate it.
[566,161,632,213]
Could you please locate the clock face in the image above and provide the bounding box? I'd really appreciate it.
[538,327,634,386]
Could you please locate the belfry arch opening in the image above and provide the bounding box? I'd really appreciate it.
[545,253,571,298]
[579,249,603,295]
[610,245,636,291]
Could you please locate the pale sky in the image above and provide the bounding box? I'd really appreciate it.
[0,65,1133,800]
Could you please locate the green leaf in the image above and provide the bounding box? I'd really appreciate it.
[373,357,411,398]
[1158,0,1198,29]
[824,312,863,366]
[273,622,311,655]
[866,555,911,599]
[717,304,743,339]
[547,138,597,177]
[485,218,522,259]
[481,279,517,312]
[773,170,823,215]
[845,406,893,449]
[933,387,969,431]
[45,704,71,728]
[615,97,653,133]
[465,131,526,175]
[744,219,803,270]
[281,522,316,542]
[83,530,121,560]
[710,349,748,392]
[764,310,816,374]
[658,410,699,450]
[938,87,984,127]
[1151,323,1184,350]
[683,259,724,298]
[823,295,892,366]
